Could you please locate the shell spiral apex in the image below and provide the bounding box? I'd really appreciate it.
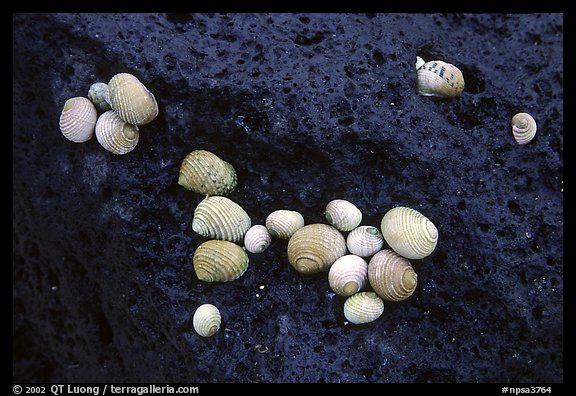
[193,303,221,337]
[95,110,140,155]
[511,113,537,145]
[266,210,305,240]
[328,254,368,296]
[368,249,418,301]
[346,225,384,257]
[244,225,272,254]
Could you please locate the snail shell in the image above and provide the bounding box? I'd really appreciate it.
[193,240,249,282]
[59,97,98,143]
[178,150,237,196]
[346,226,384,257]
[511,113,537,145]
[324,199,362,232]
[415,56,465,98]
[380,206,438,260]
[95,110,140,155]
[343,292,385,324]
[107,73,158,125]
[192,303,222,337]
[87,82,112,111]
[287,223,347,274]
[328,254,368,297]
[368,249,418,301]
[192,196,251,243]
[244,225,272,254]
[265,210,305,240]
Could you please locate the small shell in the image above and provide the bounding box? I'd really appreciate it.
[287,223,347,274]
[59,97,98,143]
[192,196,251,243]
[324,199,362,232]
[380,206,438,260]
[346,226,384,257]
[511,113,537,145]
[368,249,418,301]
[87,82,111,111]
[193,303,221,337]
[244,225,272,254]
[95,110,140,155]
[178,150,237,196]
[343,292,385,324]
[416,57,465,98]
[265,210,305,240]
[193,240,249,282]
[328,254,368,296]
[107,73,158,125]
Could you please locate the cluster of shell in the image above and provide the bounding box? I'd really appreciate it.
[59,73,159,154]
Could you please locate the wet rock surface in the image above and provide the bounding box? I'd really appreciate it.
[13,13,563,382]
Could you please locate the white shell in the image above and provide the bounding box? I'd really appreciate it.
[325,199,362,232]
[343,292,385,325]
[328,254,368,296]
[265,210,305,240]
[108,73,158,125]
[511,113,537,145]
[59,97,98,143]
[95,110,139,155]
[416,57,465,98]
[244,225,272,254]
[346,226,384,257]
[193,303,221,337]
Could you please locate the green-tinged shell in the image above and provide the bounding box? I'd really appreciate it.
[416,57,464,98]
[343,292,385,324]
[328,254,368,296]
[95,110,139,155]
[193,240,249,282]
[108,73,158,125]
[368,249,418,302]
[193,303,221,337]
[192,196,251,243]
[324,199,362,232]
[346,226,384,257]
[266,210,305,240]
[87,82,111,111]
[178,150,237,196]
[59,97,98,143]
[244,225,272,254]
[511,113,537,145]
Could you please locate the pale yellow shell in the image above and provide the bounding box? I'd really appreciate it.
[108,73,158,125]
[244,225,272,254]
[368,249,418,302]
[380,206,438,260]
[328,254,368,296]
[416,57,465,98]
[511,113,537,145]
[265,210,305,240]
[324,199,362,232]
[287,223,347,274]
[95,110,140,155]
[343,292,385,324]
[193,303,221,337]
[346,226,384,257]
[59,97,98,143]
[87,82,111,111]
[178,150,237,196]
[192,196,251,243]
[193,240,249,282]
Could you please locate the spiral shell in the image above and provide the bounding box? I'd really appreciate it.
[107,73,158,125]
[244,225,272,254]
[87,82,111,111]
[346,226,384,257]
[324,199,362,232]
[328,254,368,296]
[178,150,237,196]
[193,240,249,282]
[59,97,98,143]
[343,292,385,324]
[193,303,222,337]
[265,210,305,240]
[380,206,438,260]
[287,223,347,274]
[192,196,251,243]
[511,113,537,145]
[368,249,418,301]
[95,110,140,155]
[415,56,465,98]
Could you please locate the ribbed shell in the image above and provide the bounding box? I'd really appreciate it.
[192,196,251,243]
[192,303,222,337]
[368,249,418,301]
[178,150,237,196]
[346,226,384,257]
[328,254,368,296]
[87,82,111,111]
[108,73,158,125]
[193,240,249,282]
[244,225,272,254]
[59,97,98,143]
[265,210,305,240]
[324,199,362,232]
[95,110,140,155]
[287,223,347,274]
[380,206,438,260]
[343,292,385,324]
[511,113,537,145]
[416,57,465,98]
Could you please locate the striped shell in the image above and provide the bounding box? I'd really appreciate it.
[343,292,385,324]
[380,206,438,260]
[368,249,418,302]
[324,199,362,232]
[108,73,158,125]
[287,223,347,274]
[244,225,272,254]
[193,240,249,282]
[59,97,98,143]
[415,56,465,98]
[511,113,537,145]
[346,226,384,257]
[328,254,368,296]
[192,196,251,243]
[193,303,222,337]
[95,110,140,155]
[87,82,111,111]
[178,150,237,196]
[265,210,305,240]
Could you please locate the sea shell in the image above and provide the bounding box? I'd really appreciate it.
[324,199,362,232]
[287,223,347,274]
[343,292,385,325]
[59,97,98,143]
[380,206,438,260]
[193,303,222,337]
[328,254,368,296]
[415,56,465,98]
[368,249,418,301]
[192,196,251,243]
[244,225,272,254]
[193,240,249,282]
[346,226,384,257]
[511,112,537,145]
[95,110,140,155]
[87,82,111,111]
[265,210,305,240]
[107,73,158,125]
[178,150,237,196]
